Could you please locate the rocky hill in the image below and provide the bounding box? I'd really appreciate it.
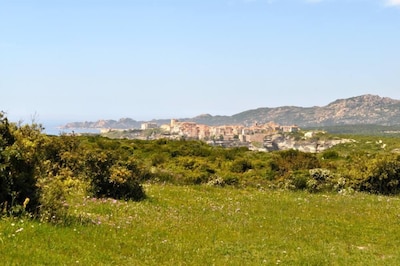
[220,94,400,127]
[62,94,400,129]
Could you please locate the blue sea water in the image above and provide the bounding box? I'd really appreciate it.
[41,121,101,136]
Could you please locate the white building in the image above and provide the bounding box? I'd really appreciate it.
[141,122,158,130]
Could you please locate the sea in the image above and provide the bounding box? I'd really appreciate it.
[41,121,101,136]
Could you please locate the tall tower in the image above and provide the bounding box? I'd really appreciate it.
[171,119,178,127]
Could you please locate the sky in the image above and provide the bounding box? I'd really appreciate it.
[1,0,400,124]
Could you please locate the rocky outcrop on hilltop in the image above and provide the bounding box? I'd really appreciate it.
[312,95,400,126]
[265,134,353,153]
[192,94,400,127]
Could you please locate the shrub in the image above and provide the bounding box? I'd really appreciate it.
[284,171,309,191]
[322,150,339,160]
[230,159,252,173]
[85,152,146,201]
[0,113,150,223]
[269,150,320,179]
[108,164,146,200]
[223,175,239,186]
[150,153,167,166]
[306,168,339,193]
[0,116,41,216]
[37,175,69,223]
[358,156,400,195]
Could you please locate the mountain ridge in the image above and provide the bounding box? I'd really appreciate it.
[62,94,400,129]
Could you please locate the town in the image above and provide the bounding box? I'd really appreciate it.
[100,119,349,153]
[157,119,299,141]
[101,119,306,151]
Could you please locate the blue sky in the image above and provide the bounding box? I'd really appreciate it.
[1,0,400,123]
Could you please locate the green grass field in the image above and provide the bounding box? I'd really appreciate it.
[1,184,400,265]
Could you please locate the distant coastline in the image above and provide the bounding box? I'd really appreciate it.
[42,121,101,135]
[56,95,400,129]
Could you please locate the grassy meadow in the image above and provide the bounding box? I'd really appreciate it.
[1,184,400,265]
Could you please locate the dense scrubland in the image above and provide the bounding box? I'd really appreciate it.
[2,113,400,264]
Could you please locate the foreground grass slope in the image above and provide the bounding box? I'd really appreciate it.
[1,185,400,265]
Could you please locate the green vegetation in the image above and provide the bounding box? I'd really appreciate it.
[3,111,400,219]
[0,113,145,222]
[306,124,400,136]
[3,112,400,264]
[2,185,400,265]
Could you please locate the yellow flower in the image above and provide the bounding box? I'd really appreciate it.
[23,198,30,209]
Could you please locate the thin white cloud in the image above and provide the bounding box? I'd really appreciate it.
[386,0,400,6]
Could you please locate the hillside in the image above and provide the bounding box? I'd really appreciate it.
[62,94,400,129]
[201,94,400,126]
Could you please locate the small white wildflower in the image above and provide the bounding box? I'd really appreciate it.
[15,228,24,233]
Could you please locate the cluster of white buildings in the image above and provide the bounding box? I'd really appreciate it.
[144,119,300,142]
